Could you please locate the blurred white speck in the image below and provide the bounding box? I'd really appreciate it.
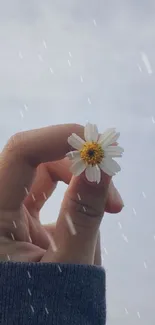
[57,265,62,272]
[69,51,72,58]
[43,40,47,49]
[83,206,86,212]
[101,252,104,263]
[32,193,36,201]
[27,271,31,278]
[93,19,97,26]
[24,104,28,111]
[151,116,155,123]
[143,261,147,269]
[20,110,24,119]
[65,214,77,235]
[142,191,146,198]
[30,305,34,313]
[137,64,142,72]
[122,233,128,243]
[49,67,54,74]
[38,54,43,62]
[7,254,11,261]
[77,193,81,200]
[80,75,84,83]
[49,234,58,252]
[154,235,155,240]
[11,233,15,240]
[141,52,153,74]
[13,220,17,229]
[68,59,71,67]
[29,236,32,243]
[24,187,29,195]
[137,311,141,318]
[88,97,91,105]
[43,192,47,200]
[132,208,137,215]
[19,51,23,59]
[28,288,32,296]
[45,307,49,314]
[125,307,129,315]
[104,247,108,255]
[118,221,122,229]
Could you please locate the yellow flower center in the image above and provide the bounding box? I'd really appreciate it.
[80,142,104,166]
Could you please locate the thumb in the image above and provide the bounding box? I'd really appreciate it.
[42,172,111,264]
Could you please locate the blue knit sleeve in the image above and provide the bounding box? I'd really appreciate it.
[0,262,106,325]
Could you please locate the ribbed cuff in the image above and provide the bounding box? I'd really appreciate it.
[0,262,106,325]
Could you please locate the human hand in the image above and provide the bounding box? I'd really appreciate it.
[0,124,123,264]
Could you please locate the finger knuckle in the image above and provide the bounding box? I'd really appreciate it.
[68,196,103,219]
[5,132,26,156]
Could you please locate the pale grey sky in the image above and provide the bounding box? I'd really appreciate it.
[0,1,155,324]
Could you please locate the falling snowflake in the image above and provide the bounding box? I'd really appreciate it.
[142,191,146,198]
[68,59,71,67]
[28,288,32,296]
[93,19,97,27]
[87,97,92,105]
[12,220,17,228]
[143,261,147,269]
[24,104,28,111]
[45,306,49,314]
[31,193,36,201]
[57,265,62,273]
[27,271,31,278]
[38,54,43,62]
[118,221,122,229]
[49,67,54,74]
[43,40,47,49]
[20,110,24,119]
[124,307,129,315]
[103,247,108,255]
[77,193,81,200]
[43,192,47,200]
[137,64,142,72]
[18,51,23,59]
[141,52,153,74]
[80,75,84,83]
[65,213,77,235]
[122,233,128,243]
[151,116,155,124]
[30,305,34,313]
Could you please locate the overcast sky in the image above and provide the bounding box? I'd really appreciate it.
[0,0,155,324]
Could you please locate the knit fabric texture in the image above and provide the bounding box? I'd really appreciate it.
[0,262,106,325]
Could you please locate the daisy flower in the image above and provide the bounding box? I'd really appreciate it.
[66,123,124,184]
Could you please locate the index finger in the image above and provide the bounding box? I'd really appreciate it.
[0,124,84,210]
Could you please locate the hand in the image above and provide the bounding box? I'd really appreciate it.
[0,124,123,264]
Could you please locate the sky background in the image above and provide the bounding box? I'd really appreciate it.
[0,0,155,324]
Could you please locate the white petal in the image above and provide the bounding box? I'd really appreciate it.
[100,158,121,176]
[66,151,81,160]
[104,146,124,158]
[68,133,85,150]
[95,165,101,184]
[99,163,115,176]
[70,159,86,176]
[98,129,120,148]
[84,123,99,142]
[85,165,101,183]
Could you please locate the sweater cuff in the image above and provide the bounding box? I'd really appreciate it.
[0,262,106,325]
